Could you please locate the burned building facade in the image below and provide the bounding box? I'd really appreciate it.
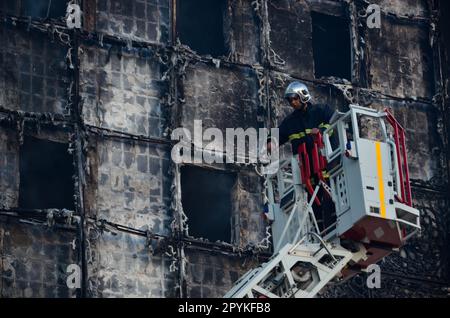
[0,0,449,298]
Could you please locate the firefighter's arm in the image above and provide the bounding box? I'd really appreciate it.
[318,104,335,134]
[268,121,289,151]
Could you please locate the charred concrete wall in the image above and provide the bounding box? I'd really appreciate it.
[0,0,449,298]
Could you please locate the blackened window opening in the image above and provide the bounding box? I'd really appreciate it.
[0,0,69,19]
[19,136,75,210]
[176,0,227,57]
[180,165,236,243]
[311,11,352,80]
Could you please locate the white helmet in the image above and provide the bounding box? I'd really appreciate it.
[284,81,311,103]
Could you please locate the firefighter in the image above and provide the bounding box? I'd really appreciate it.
[269,81,336,230]
[278,81,334,154]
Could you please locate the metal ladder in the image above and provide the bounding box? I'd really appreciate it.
[224,239,353,298]
[225,157,356,298]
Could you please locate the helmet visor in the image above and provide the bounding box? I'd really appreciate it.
[285,93,300,101]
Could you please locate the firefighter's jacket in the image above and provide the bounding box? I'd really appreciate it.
[278,103,335,155]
